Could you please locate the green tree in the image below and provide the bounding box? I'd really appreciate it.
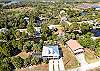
[24,57,31,67]
[69,22,80,31]
[11,56,24,69]
[80,22,93,33]
[32,43,42,52]
[27,23,35,36]
[31,57,40,65]
[0,57,13,71]
[78,33,96,48]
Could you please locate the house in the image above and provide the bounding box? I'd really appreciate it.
[17,29,28,33]
[67,39,84,54]
[77,3,93,9]
[60,16,67,23]
[48,25,64,36]
[92,4,100,10]
[35,17,42,27]
[42,45,60,59]
[34,27,41,38]
[24,16,29,24]
[0,28,8,34]
[0,40,7,43]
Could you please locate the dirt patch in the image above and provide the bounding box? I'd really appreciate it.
[16,51,32,59]
[62,47,80,70]
[16,64,48,71]
[84,48,100,63]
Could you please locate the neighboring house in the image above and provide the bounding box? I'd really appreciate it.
[0,40,7,43]
[42,45,60,59]
[77,3,93,9]
[60,16,67,23]
[93,5,100,10]
[0,28,8,34]
[48,25,64,36]
[24,16,29,24]
[34,27,41,38]
[35,17,42,27]
[17,27,41,38]
[67,39,88,66]
[67,39,84,55]
[17,29,28,33]
[60,10,65,15]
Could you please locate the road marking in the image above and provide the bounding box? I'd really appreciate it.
[59,58,65,71]
[54,59,59,71]
[49,59,53,71]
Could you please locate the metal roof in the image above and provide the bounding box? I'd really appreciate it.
[67,39,83,51]
[42,45,60,58]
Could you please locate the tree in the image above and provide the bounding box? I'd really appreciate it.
[78,32,96,48]
[0,57,14,71]
[69,22,80,31]
[23,41,32,52]
[22,31,27,38]
[32,43,42,52]
[24,57,31,67]
[41,24,51,41]
[17,40,23,50]
[80,22,93,33]
[31,57,40,65]
[95,39,100,57]
[11,56,24,69]
[15,31,21,39]
[27,23,35,36]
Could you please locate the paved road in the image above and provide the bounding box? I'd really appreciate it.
[75,53,88,66]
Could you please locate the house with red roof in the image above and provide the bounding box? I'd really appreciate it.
[67,39,84,54]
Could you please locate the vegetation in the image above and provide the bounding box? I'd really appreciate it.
[0,1,99,70]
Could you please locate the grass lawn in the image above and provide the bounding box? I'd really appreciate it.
[84,48,100,64]
[61,47,80,70]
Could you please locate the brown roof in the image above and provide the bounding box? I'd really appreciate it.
[67,39,83,51]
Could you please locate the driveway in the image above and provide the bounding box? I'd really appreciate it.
[75,53,88,66]
[67,60,100,71]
